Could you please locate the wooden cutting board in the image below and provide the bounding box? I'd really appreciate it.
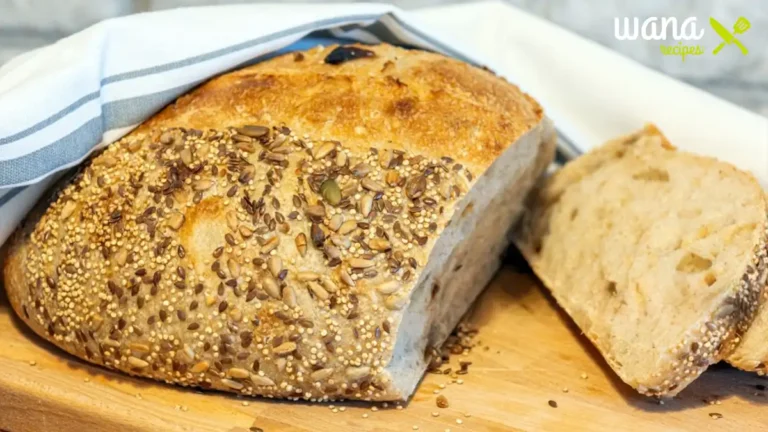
[1,268,767,432]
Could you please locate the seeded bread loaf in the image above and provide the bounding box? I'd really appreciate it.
[514,125,768,397]
[2,43,555,401]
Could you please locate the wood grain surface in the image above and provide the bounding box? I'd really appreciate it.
[1,268,767,432]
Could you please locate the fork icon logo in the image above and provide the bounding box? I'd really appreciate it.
[711,16,750,55]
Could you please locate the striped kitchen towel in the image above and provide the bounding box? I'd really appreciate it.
[2,1,765,248]
[0,3,503,247]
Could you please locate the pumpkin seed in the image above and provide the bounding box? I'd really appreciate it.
[320,179,342,206]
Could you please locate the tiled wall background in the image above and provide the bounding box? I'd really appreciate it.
[1,0,766,116]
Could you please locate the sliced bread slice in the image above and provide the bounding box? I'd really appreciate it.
[727,211,768,372]
[514,125,768,397]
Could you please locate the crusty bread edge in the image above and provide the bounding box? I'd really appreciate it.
[514,124,768,397]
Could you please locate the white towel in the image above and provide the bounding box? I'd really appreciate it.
[0,1,765,247]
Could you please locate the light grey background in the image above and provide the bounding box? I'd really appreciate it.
[1,0,766,116]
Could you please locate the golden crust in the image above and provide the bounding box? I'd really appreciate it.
[140,43,542,173]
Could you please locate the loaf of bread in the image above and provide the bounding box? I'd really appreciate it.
[515,125,768,397]
[2,44,555,401]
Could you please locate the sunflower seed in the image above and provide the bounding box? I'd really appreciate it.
[263,276,281,299]
[311,368,335,381]
[361,178,385,193]
[267,256,282,277]
[295,233,308,256]
[282,285,297,307]
[385,293,408,310]
[336,151,347,167]
[193,179,214,191]
[180,148,193,166]
[100,155,118,167]
[369,238,391,251]
[232,134,253,143]
[359,194,373,217]
[167,212,185,230]
[406,175,427,199]
[352,163,371,177]
[324,244,341,260]
[221,378,244,390]
[297,272,320,281]
[227,259,240,278]
[239,224,254,238]
[337,220,358,235]
[307,281,330,300]
[379,149,393,168]
[236,125,269,138]
[261,236,280,254]
[274,341,297,355]
[328,214,344,231]
[191,361,210,373]
[305,205,326,218]
[228,367,251,379]
[226,211,239,231]
[321,277,339,293]
[376,280,400,294]
[127,356,149,369]
[349,258,374,269]
[345,366,371,381]
[313,141,336,160]
[113,248,128,266]
[310,223,325,247]
[250,374,276,387]
[385,170,400,186]
[60,201,77,220]
[340,270,356,287]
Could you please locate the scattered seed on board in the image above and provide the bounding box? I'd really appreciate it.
[548,400,558,408]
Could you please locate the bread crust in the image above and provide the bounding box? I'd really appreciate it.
[2,43,545,401]
[515,125,768,397]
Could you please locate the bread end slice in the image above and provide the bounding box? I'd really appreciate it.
[515,124,768,397]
